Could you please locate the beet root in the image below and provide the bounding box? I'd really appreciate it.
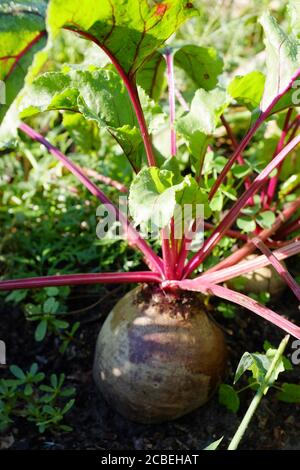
[93,285,227,423]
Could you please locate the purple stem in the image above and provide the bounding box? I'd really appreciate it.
[209,68,300,200]
[251,237,300,301]
[198,240,300,285]
[264,108,293,208]
[165,49,177,156]
[183,134,300,278]
[0,272,162,291]
[19,123,164,276]
[64,27,157,167]
[168,279,300,340]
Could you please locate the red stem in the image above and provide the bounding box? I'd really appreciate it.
[64,27,156,167]
[209,68,300,200]
[251,237,300,301]
[206,196,300,273]
[83,168,128,193]
[4,31,46,81]
[19,123,164,276]
[276,216,300,238]
[263,108,293,208]
[168,279,300,339]
[0,272,161,291]
[183,135,300,278]
[199,240,300,285]
[165,49,176,157]
[220,114,252,193]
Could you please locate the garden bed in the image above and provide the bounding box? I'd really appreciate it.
[1,285,299,450]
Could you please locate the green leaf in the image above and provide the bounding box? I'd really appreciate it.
[129,166,178,230]
[209,189,223,212]
[174,45,223,90]
[24,383,33,396]
[232,163,252,178]
[45,287,60,297]
[35,319,48,342]
[29,363,38,376]
[256,210,276,229]
[62,398,75,414]
[0,1,48,148]
[277,383,300,403]
[279,173,300,197]
[52,319,69,329]
[137,52,166,100]
[47,0,198,76]
[236,215,256,233]
[43,297,59,314]
[234,349,285,388]
[228,72,265,111]
[218,384,240,413]
[9,365,25,380]
[259,12,300,111]
[20,68,164,171]
[129,167,210,231]
[176,87,228,175]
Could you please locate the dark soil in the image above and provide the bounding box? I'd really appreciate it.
[1,284,300,450]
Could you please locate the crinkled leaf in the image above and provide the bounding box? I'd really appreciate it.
[228,71,265,111]
[174,45,223,90]
[259,12,300,111]
[47,0,198,76]
[20,68,164,171]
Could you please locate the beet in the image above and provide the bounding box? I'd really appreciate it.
[93,285,227,423]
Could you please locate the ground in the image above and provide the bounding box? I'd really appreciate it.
[1,284,300,450]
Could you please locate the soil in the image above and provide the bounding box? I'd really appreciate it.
[0,283,300,451]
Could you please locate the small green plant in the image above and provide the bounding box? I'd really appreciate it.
[218,338,300,414]
[0,364,75,434]
[210,335,293,450]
